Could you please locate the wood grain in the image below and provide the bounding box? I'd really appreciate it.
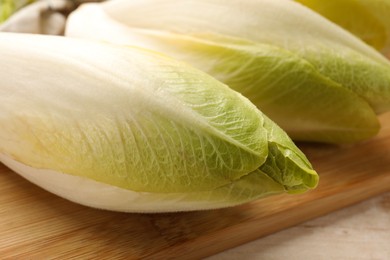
[208,192,390,259]
[1,114,390,259]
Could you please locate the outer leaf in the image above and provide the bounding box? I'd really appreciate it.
[295,0,390,57]
[0,33,317,212]
[66,0,390,143]
[0,154,286,212]
[260,115,318,193]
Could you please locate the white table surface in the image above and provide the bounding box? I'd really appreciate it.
[208,192,390,260]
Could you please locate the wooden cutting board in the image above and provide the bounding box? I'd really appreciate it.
[1,114,390,259]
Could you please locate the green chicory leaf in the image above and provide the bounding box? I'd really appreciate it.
[295,0,390,58]
[66,0,390,143]
[0,32,317,212]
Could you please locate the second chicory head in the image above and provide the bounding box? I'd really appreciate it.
[66,0,390,143]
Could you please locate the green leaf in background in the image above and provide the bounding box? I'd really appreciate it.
[295,0,390,58]
[0,0,35,23]
[66,0,390,143]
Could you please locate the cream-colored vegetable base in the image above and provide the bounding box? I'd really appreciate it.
[0,153,238,213]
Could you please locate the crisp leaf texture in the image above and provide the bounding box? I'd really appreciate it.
[66,0,390,143]
[0,33,317,212]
